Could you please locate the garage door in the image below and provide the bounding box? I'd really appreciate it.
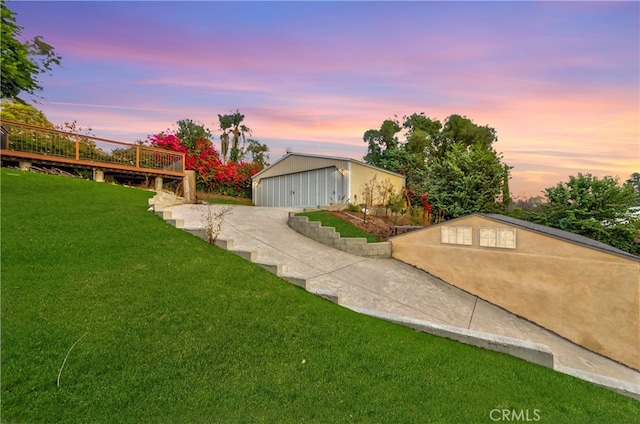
[256,167,345,207]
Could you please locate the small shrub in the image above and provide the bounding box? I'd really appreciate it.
[200,205,233,245]
[347,203,362,213]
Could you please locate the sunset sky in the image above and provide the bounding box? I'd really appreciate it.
[10,1,639,197]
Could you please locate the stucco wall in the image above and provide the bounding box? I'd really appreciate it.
[348,161,405,206]
[391,214,640,370]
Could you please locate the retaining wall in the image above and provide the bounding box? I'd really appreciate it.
[287,212,391,259]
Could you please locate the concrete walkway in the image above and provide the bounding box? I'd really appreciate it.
[162,203,639,396]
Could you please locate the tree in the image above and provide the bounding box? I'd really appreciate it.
[375,146,427,199]
[217,110,251,163]
[507,195,544,220]
[244,138,270,168]
[175,119,212,154]
[56,120,93,136]
[0,99,54,127]
[501,163,512,210]
[528,173,640,255]
[425,142,508,219]
[435,114,496,159]
[363,112,510,218]
[1,0,61,101]
[402,112,441,158]
[363,118,401,166]
[626,172,640,200]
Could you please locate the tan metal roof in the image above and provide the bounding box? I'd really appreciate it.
[252,152,405,183]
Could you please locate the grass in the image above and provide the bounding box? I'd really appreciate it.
[296,210,379,242]
[1,167,639,423]
[196,192,253,205]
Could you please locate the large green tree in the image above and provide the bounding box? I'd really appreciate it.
[527,173,640,255]
[425,142,509,218]
[363,118,401,166]
[363,113,510,218]
[436,114,496,157]
[402,112,441,158]
[1,0,61,102]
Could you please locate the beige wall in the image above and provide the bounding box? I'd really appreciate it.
[349,161,405,206]
[392,214,640,370]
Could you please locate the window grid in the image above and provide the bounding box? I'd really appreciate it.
[440,226,472,246]
[479,227,516,249]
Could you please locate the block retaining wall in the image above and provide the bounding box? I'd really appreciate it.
[288,212,392,259]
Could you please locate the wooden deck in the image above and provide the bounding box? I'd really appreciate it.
[0,121,185,178]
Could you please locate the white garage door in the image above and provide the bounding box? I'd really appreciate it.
[256,167,345,207]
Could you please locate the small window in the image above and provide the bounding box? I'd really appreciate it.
[479,227,516,249]
[440,226,472,245]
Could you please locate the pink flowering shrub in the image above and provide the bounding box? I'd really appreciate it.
[148,132,261,197]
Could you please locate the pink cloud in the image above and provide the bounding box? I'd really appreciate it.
[14,1,636,199]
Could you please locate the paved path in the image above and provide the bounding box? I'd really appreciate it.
[165,204,639,390]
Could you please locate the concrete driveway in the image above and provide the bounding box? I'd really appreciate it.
[163,203,640,393]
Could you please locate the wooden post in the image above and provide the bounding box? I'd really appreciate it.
[75,135,80,160]
[183,170,196,204]
[135,145,140,168]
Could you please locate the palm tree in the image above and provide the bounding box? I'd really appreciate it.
[217,111,251,163]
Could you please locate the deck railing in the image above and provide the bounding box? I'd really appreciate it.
[0,121,185,177]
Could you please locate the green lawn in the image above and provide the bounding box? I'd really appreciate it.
[296,210,379,242]
[1,168,639,423]
[196,192,253,205]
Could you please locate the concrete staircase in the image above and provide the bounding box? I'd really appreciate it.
[153,208,341,305]
[148,191,185,212]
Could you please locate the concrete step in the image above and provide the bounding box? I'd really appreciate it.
[156,210,172,219]
[256,262,282,276]
[230,249,257,262]
[308,288,340,304]
[281,276,308,289]
[166,218,184,229]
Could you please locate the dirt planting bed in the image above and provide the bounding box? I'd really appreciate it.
[327,211,398,240]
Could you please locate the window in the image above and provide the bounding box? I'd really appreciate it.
[479,227,516,249]
[440,226,472,245]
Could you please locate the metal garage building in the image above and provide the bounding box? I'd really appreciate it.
[252,153,406,207]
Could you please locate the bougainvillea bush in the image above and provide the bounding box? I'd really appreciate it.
[148,133,261,198]
[197,160,262,197]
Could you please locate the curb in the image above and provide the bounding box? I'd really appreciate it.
[346,306,554,369]
[345,307,640,402]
